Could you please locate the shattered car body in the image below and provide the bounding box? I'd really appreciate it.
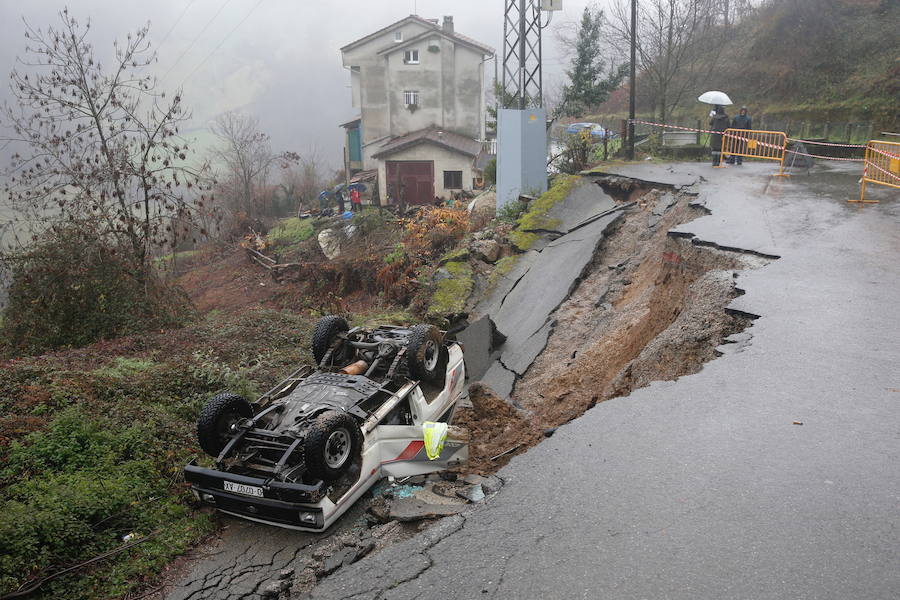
[185,317,468,531]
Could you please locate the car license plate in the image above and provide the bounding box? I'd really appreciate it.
[223,481,264,497]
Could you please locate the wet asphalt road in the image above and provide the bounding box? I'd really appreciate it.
[305,161,900,599]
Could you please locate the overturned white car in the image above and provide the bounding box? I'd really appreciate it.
[184,316,468,531]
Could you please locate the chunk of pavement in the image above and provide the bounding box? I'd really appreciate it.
[491,213,622,378]
[462,474,486,485]
[471,239,500,263]
[316,548,357,578]
[260,580,285,598]
[278,568,294,580]
[457,315,506,381]
[543,427,557,438]
[431,481,463,498]
[481,475,503,495]
[543,178,618,234]
[389,498,466,521]
[480,361,517,399]
[456,483,485,503]
[724,332,752,344]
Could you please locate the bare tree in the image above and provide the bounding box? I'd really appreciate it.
[607,0,724,125]
[209,111,295,217]
[1,9,214,267]
[279,148,327,214]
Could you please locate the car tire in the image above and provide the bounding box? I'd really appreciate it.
[407,324,448,386]
[304,410,363,481]
[312,315,350,365]
[197,393,253,457]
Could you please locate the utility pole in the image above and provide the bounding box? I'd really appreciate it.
[628,0,637,160]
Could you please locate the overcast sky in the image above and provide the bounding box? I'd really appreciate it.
[0,1,603,170]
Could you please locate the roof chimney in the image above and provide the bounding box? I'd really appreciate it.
[442,16,454,34]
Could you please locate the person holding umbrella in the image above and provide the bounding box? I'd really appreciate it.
[709,105,731,166]
[698,91,733,167]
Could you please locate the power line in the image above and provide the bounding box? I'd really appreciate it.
[180,0,265,88]
[162,0,235,82]
[156,0,198,50]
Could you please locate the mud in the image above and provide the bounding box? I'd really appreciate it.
[464,184,770,468]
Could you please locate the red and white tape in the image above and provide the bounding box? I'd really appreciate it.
[787,138,866,148]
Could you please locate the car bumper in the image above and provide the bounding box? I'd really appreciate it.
[184,463,328,530]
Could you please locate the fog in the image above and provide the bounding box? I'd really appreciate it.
[0,0,601,171]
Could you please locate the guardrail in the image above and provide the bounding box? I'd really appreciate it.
[853,140,900,204]
[718,129,789,176]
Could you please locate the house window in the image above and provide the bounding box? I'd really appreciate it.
[394,30,403,42]
[403,90,419,106]
[444,170,463,190]
[404,49,419,64]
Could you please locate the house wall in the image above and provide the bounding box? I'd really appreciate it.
[376,143,475,202]
[343,19,489,170]
[342,21,432,152]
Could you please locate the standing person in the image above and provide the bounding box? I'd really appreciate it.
[350,186,361,212]
[708,105,730,166]
[335,187,346,214]
[728,106,753,165]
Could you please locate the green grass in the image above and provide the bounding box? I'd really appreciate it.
[0,308,322,599]
[508,175,579,251]
[268,217,316,246]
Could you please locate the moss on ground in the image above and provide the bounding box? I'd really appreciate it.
[426,260,474,323]
[268,217,316,246]
[508,175,579,251]
[486,255,521,293]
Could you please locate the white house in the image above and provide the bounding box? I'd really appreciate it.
[340,15,494,205]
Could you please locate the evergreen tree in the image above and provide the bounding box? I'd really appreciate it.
[560,5,628,117]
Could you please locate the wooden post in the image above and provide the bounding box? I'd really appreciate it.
[696,119,701,145]
[823,122,830,140]
[603,130,609,161]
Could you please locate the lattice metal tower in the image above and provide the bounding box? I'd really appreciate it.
[502,0,543,109]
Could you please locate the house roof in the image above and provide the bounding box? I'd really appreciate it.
[371,127,482,160]
[341,15,436,52]
[339,117,361,129]
[376,27,494,57]
[350,169,378,183]
[341,14,494,56]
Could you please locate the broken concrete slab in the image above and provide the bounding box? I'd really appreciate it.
[490,212,623,383]
[388,498,466,522]
[456,315,504,381]
[542,179,618,235]
[480,361,517,399]
[586,163,703,189]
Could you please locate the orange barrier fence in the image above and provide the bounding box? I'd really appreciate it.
[718,129,789,176]
[853,140,900,203]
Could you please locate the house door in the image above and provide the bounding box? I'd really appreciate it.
[386,161,434,205]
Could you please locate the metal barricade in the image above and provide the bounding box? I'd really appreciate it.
[718,129,789,176]
[853,140,900,203]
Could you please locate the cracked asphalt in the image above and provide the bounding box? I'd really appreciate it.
[303,161,900,599]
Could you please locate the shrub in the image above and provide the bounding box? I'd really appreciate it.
[0,224,194,357]
[351,208,386,236]
[483,158,497,185]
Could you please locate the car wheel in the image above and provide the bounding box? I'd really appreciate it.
[197,393,253,457]
[407,324,449,386]
[312,315,350,366]
[303,411,363,481]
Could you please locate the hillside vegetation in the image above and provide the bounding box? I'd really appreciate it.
[597,0,898,131]
[717,0,898,125]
